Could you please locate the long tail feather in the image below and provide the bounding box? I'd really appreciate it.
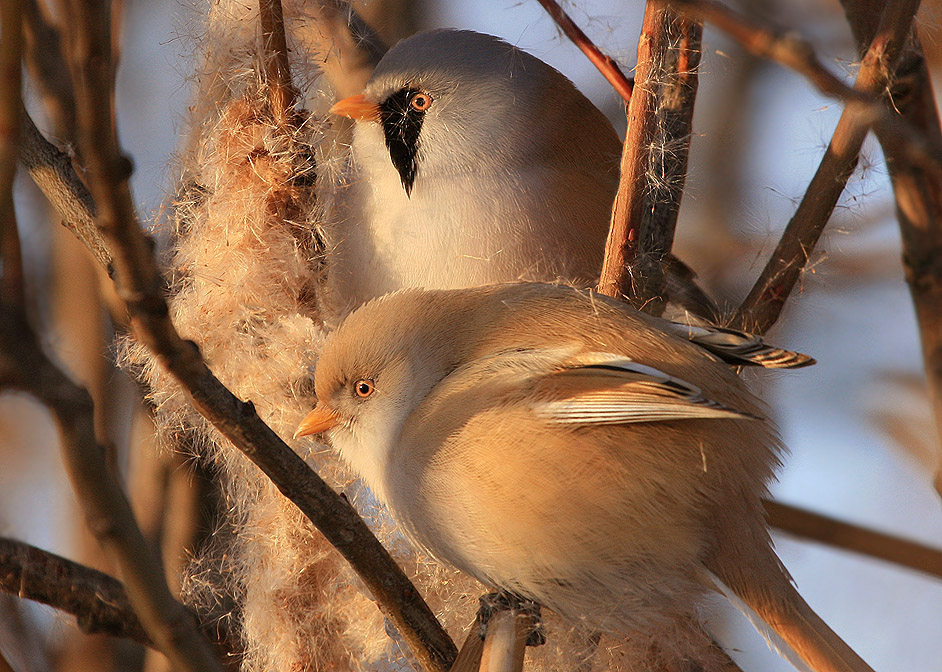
[703,564,876,672]
[705,569,814,672]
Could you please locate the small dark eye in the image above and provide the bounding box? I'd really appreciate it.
[409,93,432,112]
[354,379,375,398]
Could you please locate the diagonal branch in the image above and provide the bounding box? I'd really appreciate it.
[728,0,923,333]
[18,111,111,271]
[55,1,456,670]
[534,0,634,101]
[0,301,221,672]
[840,0,942,494]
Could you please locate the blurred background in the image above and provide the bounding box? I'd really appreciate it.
[1,1,940,670]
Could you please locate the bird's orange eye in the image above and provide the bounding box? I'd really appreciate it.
[409,93,432,112]
[354,379,375,398]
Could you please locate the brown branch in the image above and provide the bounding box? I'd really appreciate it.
[631,13,701,315]
[0,536,152,645]
[665,0,941,172]
[765,501,942,578]
[22,0,76,142]
[56,1,456,669]
[598,2,702,316]
[18,111,112,272]
[840,1,942,495]
[534,0,634,101]
[0,0,24,308]
[14,4,217,668]
[0,537,241,662]
[258,0,298,122]
[0,300,221,672]
[729,0,923,333]
[666,0,873,106]
[598,3,662,300]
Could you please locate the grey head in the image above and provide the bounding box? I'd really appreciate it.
[360,29,620,195]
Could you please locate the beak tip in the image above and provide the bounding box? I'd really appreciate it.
[294,404,340,438]
[329,94,380,122]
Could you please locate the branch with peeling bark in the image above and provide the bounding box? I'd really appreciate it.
[598,2,702,310]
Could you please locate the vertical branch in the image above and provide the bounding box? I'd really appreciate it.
[598,1,702,317]
[599,3,664,300]
[0,0,24,307]
[841,0,942,492]
[632,14,702,314]
[258,0,297,122]
[22,0,76,142]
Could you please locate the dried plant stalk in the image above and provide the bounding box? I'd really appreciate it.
[598,2,702,317]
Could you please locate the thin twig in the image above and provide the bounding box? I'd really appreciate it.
[665,0,941,172]
[765,501,942,578]
[730,0,923,333]
[597,2,702,316]
[665,0,872,106]
[534,0,634,101]
[258,0,298,122]
[56,1,456,668]
[0,0,24,307]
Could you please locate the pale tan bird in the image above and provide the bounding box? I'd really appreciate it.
[296,283,869,672]
[325,30,657,312]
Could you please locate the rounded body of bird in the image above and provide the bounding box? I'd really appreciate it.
[308,283,781,633]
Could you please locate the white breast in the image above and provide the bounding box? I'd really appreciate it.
[325,123,610,312]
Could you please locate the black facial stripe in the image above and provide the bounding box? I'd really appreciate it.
[379,88,426,196]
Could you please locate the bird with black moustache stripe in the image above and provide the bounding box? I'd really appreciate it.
[324,29,621,314]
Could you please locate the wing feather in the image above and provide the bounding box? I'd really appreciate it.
[529,353,758,425]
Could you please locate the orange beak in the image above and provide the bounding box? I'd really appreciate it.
[330,93,381,122]
[293,404,341,438]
